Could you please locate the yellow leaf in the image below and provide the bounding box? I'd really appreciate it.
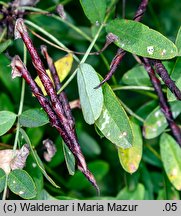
[34,53,73,96]
[118,119,143,174]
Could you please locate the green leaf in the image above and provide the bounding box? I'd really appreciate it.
[8,169,37,199]
[143,101,181,139]
[0,111,16,136]
[0,168,6,193]
[78,131,101,158]
[95,83,133,149]
[67,160,109,191]
[175,26,181,55]
[167,57,181,101]
[19,128,60,188]
[106,19,178,59]
[19,108,49,128]
[62,141,75,176]
[160,133,181,190]
[80,0,107,24]
[25,155,43,199]
[122,65,151,86]
[77,63,103,124]
[0,40,12,53]
[118,119,143,173]
[116,183,145,200]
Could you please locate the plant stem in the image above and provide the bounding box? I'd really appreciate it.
[0,28,7,42]
[24,19,80,63]
[22,7,109,68]
[145,144,162,161]
[56,7,114,95]
[112,85,155,91]
[118,99,144,123]
[2,175,8,200]
[13,45,26,152]
[57,22,104,95]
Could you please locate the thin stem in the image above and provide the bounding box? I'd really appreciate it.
[24,19,80,63]
[122,0,126,18]
[0,143,13,149]
[47,0,72,11]
[0,28,7,42]
[112,85,155,91]
[20,6,92,41]
[2,174,8,200]
[13,45,26,153]
[57,22,105,95]
[118,99,144,123]
[23,8,109,68]
[145,144,162,161]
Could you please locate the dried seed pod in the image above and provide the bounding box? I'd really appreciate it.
[11,55,99,192]
[0,144,30,174]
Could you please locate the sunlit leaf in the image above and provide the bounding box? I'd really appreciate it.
[0,111,16,136]
[175,26,181,55]
[160,133,181,190]
[80,0,107,24]
[19,108,49,128]
[116,183,145,200]
[96,83,133,149]
[77,63,103,124]
[118,119,143,173]
[143,101,181,139]
[0,168,6,193]
[106,19,178,59]
[35,54,73,96]
[8,169,37,199]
